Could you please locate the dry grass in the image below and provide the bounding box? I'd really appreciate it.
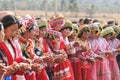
[13,10,120,22]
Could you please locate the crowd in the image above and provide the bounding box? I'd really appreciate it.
[0,11,120,80]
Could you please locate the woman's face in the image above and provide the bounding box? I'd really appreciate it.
[53,25,61,31]
[70,30,77,39]
[27,29,36,39]
[39,27,46,38]
[80,20,84,25]
[61,28,71,38]
[111,33,118,40]
[12,26,19,39]
[0,26,5,42]
[81,30,89,39]
[89,30,98,39]
[104,33,112,40]
[4,23,18,40]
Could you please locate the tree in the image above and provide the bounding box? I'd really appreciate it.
[86,4,95,18]
[61,0,66,11]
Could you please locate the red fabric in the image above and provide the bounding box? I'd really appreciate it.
[9,40,24,63]
[43,39,48,53]
[54,59,74,80]
[71,58,82,80]
[24,72,36,80]
[18,37,26,44]
[81,61,91,80]
[19,38,35,59]
[36,68,48,80]
[26,39,35,59]
[43,38,74,80]
[0,42,18,80]
[43,38,66,53]
[60,38,66,50]
[0,42,13,65]
[12,75,17,80]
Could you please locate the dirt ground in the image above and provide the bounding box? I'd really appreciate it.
[13,10,120,23]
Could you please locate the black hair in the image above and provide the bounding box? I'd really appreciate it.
[59,27,72,32]
[93,19,99,23]
[1,15,19,29]
[26,24,35,31]
[72,21,77,24]
[39,26,46,29]
[84,18,91,24]
[107,21,114,25]
[44,33,55,40]
[78,27,90,38]
[0,23,3,31]
[79,19,84,23]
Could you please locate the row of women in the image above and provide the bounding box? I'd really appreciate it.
[0,11,120,80]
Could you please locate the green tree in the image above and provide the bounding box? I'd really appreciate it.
[86,4,95,18]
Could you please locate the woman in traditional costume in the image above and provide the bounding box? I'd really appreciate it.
[76,25,94,80]
[102,27,120,80]
[0,22,13,80]
[67,24,82,80]
[35,18,49,80]
[47,15,74,80]
[95,26,112,80]
[0,15,32,80]
[88,23,103,80]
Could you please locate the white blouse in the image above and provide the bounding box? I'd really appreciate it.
[5,40,15,59]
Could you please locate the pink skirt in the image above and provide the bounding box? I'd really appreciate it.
[96,57,111,80]
[108,56,120,80]
[88,62,97,80]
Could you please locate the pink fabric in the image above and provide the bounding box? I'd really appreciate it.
[96,58,111,80]
[96,38,111,80]
[108,39,120,80]
[88,39,98,80]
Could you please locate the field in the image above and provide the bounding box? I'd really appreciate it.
[13,10,120,23]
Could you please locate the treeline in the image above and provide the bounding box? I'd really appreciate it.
[0,0,120,14]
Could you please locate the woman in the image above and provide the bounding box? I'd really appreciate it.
[48,16,74,80]
[88,23,103,80]
[35,18,49,80]
[0,15,31,80]
[76,25,93,80]
[95,26,112,80]
[0,22,12,80]
[67,24,82,80]
[102,27,120,80]
[19,16,45,80]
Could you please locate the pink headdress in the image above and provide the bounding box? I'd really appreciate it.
[48,15,65,30]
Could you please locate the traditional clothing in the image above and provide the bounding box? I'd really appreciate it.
[0,40,24,80]
[88,39,99,80]
[68,40,82,80]
[96,37,111,80]
[107,38,120,80]
[43,37,74,80]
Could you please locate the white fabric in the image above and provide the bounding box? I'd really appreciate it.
[5,40,15,59]
[16,75,26,80]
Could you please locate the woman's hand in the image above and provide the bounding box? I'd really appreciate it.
[31,63,41,72]
[19,63,31,73]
